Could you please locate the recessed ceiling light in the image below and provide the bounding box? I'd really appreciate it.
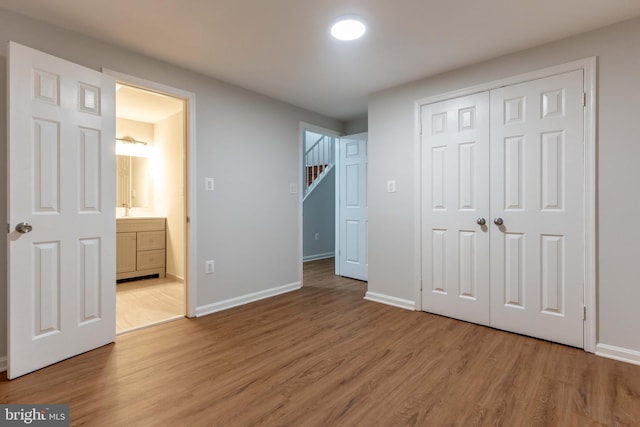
[331,16,366,41]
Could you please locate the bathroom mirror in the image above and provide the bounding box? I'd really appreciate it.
[116,155,152,209]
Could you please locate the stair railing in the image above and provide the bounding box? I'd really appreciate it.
[303,134,335,198]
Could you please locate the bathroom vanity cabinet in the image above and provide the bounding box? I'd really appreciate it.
[116,218,166,281]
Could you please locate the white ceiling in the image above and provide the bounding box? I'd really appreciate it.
[2,0,640,121]
[116,84,184,123]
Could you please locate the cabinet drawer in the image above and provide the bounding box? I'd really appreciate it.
[117,218,165,233]
[137,249,165,270]
[137,230,165,251]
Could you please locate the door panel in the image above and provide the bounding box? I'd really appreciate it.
[490,70,584,347]
[339,134,368,281]
[8,42,116,378]
[421,92,491,325]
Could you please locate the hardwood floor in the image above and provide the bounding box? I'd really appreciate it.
[116,276,185,333]
[1,257,639,426]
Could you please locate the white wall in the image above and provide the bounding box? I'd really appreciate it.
[368,17,640,356]
[155,111,185,279]
[0,8,343,360]
[303,168,335,260]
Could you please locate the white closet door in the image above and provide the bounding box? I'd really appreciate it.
[489,70,584,347]
[421,92,491,325]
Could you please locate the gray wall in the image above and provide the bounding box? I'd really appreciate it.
[345,116,368,134]
[303,168,335,260]
[0,8,343,359]
[368,17,640,354]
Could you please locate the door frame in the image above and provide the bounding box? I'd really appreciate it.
[413,57,597,352]
[104,69,197,318]
[298,122,342,283]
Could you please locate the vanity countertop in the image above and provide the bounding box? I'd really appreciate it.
[116,216,165,220]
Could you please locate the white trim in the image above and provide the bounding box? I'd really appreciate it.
[414,57,597,351]
[196,282,302,317]
[303,252,335,262]
[0,356,6,373]
[413,97,423,311]
[334,134,341,276]
[364,292,415,311]
[596,344,640,366]
[582,57,597,354]
[102,68,198,318]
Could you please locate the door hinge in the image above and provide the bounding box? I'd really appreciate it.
[583,306,587,320]
[186,216,190,224]
[583,93,587,107]
[7,223,9,234]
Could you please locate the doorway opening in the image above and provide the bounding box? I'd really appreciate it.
[300,123,369,284]
[114,83,187,333]
[302,127,338,270]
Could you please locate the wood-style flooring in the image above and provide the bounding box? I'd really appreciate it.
[116,276,184,333]
[1,257,639,426]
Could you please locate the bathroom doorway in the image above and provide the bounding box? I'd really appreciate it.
[113,81,188,333]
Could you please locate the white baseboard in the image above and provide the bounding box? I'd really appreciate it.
[364,291,415,311]
[303,252,335,262]
[596,343,640,366]
[196,282,302,317]
[0,356,6,373]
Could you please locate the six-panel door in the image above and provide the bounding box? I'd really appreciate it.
[421,92,491,326]
[489,70,585,347]
[8,42,116,378]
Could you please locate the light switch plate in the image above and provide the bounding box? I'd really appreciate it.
[290,183,298,194]
[205,177,214,191]
[205,260,214,274]
[387,180,396,193]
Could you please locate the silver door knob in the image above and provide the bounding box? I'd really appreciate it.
[493,217,504,226]
[15,222,33,233]
[476,217,486,226]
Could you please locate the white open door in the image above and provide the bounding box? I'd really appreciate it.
[338,133,368,281]
[7,42,116,378]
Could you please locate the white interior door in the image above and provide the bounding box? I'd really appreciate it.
[489,70,584,347]
[339,133,368,281]
[421,92,491,325]
[8,42,116,379]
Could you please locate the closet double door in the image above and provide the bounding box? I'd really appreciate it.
[421,70,585,348]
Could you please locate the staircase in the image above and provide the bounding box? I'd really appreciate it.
[304,134,335,200]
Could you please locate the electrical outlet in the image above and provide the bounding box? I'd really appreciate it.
[387,180,397,193]
[205,260,214,274]
[315,233,320,241]
[205,177,214,191]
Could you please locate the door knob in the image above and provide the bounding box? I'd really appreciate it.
[493,217,504,226]
[476,217,486,226]
[15,222,33,233]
